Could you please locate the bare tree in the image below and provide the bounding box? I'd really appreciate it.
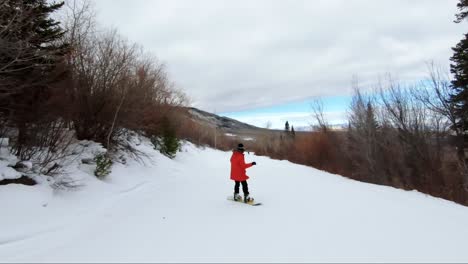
[61,1,187,153]
[61,0,96,46]
[310,98,328,132]
[414,62,468,191]
[378,76,444,191]
[415,63,463,160]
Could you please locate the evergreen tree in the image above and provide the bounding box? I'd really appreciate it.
[366,102,380,132]
[0,0,68,157]
[455,0,468,23]
[348,91,383,182]
[284,121,290,132]
[1,0,67,91]
[450,0,468,154]
[291,126,296,137]
[156,116,180,159]
[450,0,468,161]
[450,33,468,133]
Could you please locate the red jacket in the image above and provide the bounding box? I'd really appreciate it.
[230,150,253,181]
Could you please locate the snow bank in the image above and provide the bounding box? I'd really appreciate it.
[0,142,20,181]
[0,166,21,181]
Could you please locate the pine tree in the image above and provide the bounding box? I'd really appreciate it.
[291,126,296,137]
[348,90,382,182]
[158,116,180,159]
[284,121,290,132]
[450,0,468,161]
[366,102,380,132]
[0,0,69,157]
[450,33,468,133]
[455,0,468,23]
[450,34,468,162]
[1,0,67,85]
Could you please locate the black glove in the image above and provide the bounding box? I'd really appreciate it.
[252,162,256,166]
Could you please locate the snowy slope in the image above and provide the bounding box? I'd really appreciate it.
[1,140,468,263]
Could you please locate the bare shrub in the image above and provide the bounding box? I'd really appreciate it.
[62,0,188,157]
[378,77,445,193]
[177,117,213,147]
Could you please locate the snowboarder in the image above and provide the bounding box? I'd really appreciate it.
[230,143,256,203]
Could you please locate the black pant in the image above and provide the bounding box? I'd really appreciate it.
[234,181,249,196]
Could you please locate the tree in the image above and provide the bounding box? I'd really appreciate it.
[311,99,329,132]
[156,116,180,159]
[365,102,379,132]
[0,0,69,157]
[455,0,468,23]
[284,121,290,132]
[450,34,468,134]
[291,126,296,137]
[0,0,67,78]
[450,0,468,162]
[61,0,187,157]
[348,89,382,183]
[417,63,463,162]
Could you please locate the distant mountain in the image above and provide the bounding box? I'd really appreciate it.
[185,107,270,133]
[182,107,345,143]
[182,107,286,142]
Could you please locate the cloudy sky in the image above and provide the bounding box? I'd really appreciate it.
[92,0,465,128]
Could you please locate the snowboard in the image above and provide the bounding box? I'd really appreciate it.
[227,196,262,206]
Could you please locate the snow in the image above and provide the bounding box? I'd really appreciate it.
[224,133,255,141]
[0,166,21,180]
[0,138,8,147]
[0,144,20,181]
[1,139,468,262]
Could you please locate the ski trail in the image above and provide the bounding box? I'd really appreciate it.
[1,144,468,262]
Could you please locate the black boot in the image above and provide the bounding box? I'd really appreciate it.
[244,194,254,203]
[234,193,242,201]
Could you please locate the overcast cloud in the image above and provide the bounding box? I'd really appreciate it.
[92,0,466,113]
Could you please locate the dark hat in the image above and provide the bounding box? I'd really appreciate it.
[237,143,245,151]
